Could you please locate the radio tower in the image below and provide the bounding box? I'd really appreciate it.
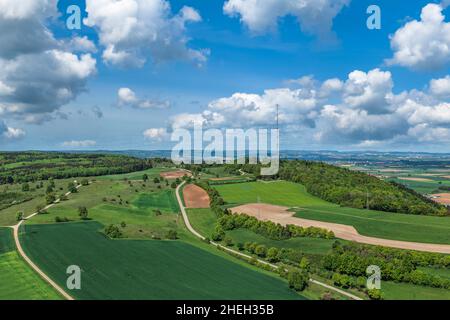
[276,104,279,130]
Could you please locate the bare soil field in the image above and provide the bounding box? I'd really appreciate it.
[160,170,192,179]
[378,169,409,173]
[398,177,434,182]
[183,184,210,208]
[230,203,450,254]
[432,193,450,205]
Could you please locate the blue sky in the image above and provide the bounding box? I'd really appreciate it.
[1,0,450,151]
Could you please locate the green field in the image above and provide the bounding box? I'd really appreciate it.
[381,281,450,300]
[186,208,335,255]
[226,229,335,255]
[0,227,60,300]
[20,222,304,300]
[215,181,450,244]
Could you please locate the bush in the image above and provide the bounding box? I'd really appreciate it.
[78,206,89,220]
[68,182,77,193]
[166,230,178,240]
[120,221,127,228]
[55,216,69,223]
[104,224,122,238]
[223,236,234,247]
[367,289,384,300]
[16,211,24,221]
[81,179,89,186]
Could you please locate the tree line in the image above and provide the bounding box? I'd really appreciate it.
[0,152,153,185]
[322,241,450,290]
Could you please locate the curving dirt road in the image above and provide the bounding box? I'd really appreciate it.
[10,184,85,301]
[176,183,363,300]
[231,203,450,254]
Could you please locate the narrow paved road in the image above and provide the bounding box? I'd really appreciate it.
[10,183,84,301]
[175,182,363,301]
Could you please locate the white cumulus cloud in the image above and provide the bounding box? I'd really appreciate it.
[143,128,168,141]
[117,87,170,109]
[223,0,350,41]
[84,0,207,68]
[387,3,450,70]
[62,140,97,148]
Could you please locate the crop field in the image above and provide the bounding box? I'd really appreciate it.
[20,222,304,300]
[215,181,450,244]
[0,227,60,300]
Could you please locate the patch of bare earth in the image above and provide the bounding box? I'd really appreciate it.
[160,170,192,180]
[183,184,210,209]
[230,203,450,254]
[398,177,434,182]
[432,193,450,205]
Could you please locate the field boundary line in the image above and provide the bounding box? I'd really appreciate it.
[11,182,86,301]
[175,182,363,301]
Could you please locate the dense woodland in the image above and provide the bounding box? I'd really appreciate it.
[0,152,153,184]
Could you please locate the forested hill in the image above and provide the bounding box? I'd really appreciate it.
[277,161,448,216]
[0,152,153,184]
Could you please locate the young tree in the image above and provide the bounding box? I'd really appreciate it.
[16,211,24,221]
[21,183,30,192]
[36,204,45,214]
[299,257,310,270]
[288,269,309,292]
[255,245,267,257]
[68,182,77,193]
[153,177,160,184]
[46,193,56,205]
[78,206,89,220]
[143,174,149,182]
[46,185,54,194]
[223,236,234,247]
[267,247,280,262]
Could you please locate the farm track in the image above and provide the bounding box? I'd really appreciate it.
[176,182,363,301]
[232,203,450,254]
[10,184,85,301]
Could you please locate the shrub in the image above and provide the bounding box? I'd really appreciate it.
[16,211,24,221]
[367,289,384,300]
[166,230,178,240]
[223,236,234,247]
[78,206,89,220]
[104,224,122,238]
